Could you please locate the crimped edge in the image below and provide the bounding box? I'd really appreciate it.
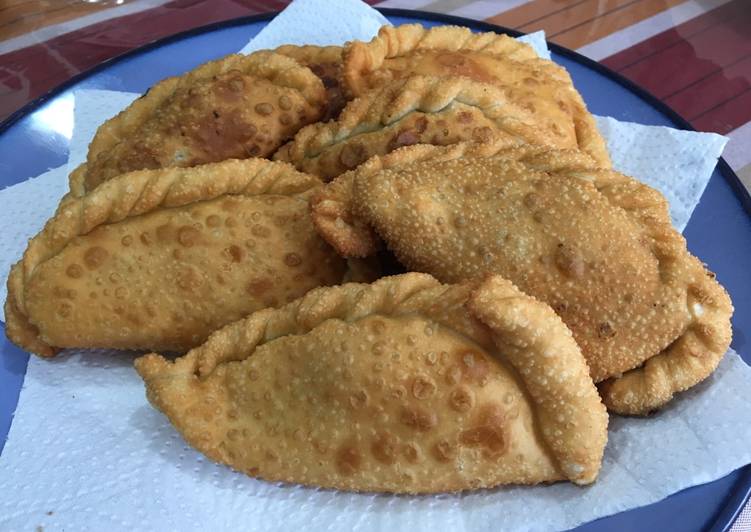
[342,24,537,97]
[588,170,734,414]
[311,171,382,258]
[275,75,557,177]
[598,262,733,415]
[468,275,608,484]
[68,163,88,199]
[135,272,607,488]
[341,24,610,168]
[5,158,322,357]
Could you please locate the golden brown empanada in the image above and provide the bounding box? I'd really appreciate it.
[274,44,347,120]
[342,24,610,167]
[310,141,595,259]
[330,143,732,414]
[275,75,567,180]
[135,273,608,492]
[343,24,537,96]
[70,51,326,197]
[5,158,347,357]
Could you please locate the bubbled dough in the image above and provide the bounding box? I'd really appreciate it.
[80,52,326,195]
[281,104,507,180]
[25,194,345,352]
[6,156,359,356]
[373,52,609,165]
[342,24,610,167]
[86,76,319,190]
[188,315,560,492]
[353,155,691,382]
[273,44,347,121]
[136,273,608,491]
[275,75,556,181]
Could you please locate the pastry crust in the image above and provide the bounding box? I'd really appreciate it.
[274,44,347,120]
[342,24,610,167]
[310,169,382,258]
[311,140,596,259]
[343,24,537,96]
[5,158,347,356]
[275,75,564,180]
[590,172,734,415]
[67,163,88,200]
[135,273,607,492]
[273,44,343,66]
[78,51,326,195]
[343,143,732,413]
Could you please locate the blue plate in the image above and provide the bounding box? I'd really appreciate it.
[1,9,750,531]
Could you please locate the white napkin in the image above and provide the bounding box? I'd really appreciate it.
[596,116,727,231]
[239,0,390,53]
[0,1,744,531]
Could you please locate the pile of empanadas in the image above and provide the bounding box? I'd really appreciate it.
[4,24,732,494]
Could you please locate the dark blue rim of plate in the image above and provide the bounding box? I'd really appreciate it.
[1,7,749,532]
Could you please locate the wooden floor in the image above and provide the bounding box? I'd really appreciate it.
[3,0,719,50]
[599,0,751,134]
[489,0,688,49]
[0,0,110,41]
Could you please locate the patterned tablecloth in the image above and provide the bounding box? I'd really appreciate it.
[0,0,749,529]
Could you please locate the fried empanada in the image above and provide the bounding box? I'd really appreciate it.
[310,141,595,259]
[275,75,568,180]
[135,273,608,492]
[339,143,732,414]
[342,24,610,166]
[5,159,347,357]
[274,44,347,121]
[71,51,326,197]
[343,24,537,96]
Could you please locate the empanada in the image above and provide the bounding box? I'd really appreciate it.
[70,51,326,197]
[135,273,608,492]
[5,158,347,357]
[310,141,593,258]
[342,24,610,167]
[274,44,347,120]
[275,75,566,180]
[343,24,537,96]
[335,143,732,414]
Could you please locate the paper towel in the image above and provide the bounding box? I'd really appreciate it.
[0,0,745,530]
[239,0,390,53]
[596,116,728,231]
